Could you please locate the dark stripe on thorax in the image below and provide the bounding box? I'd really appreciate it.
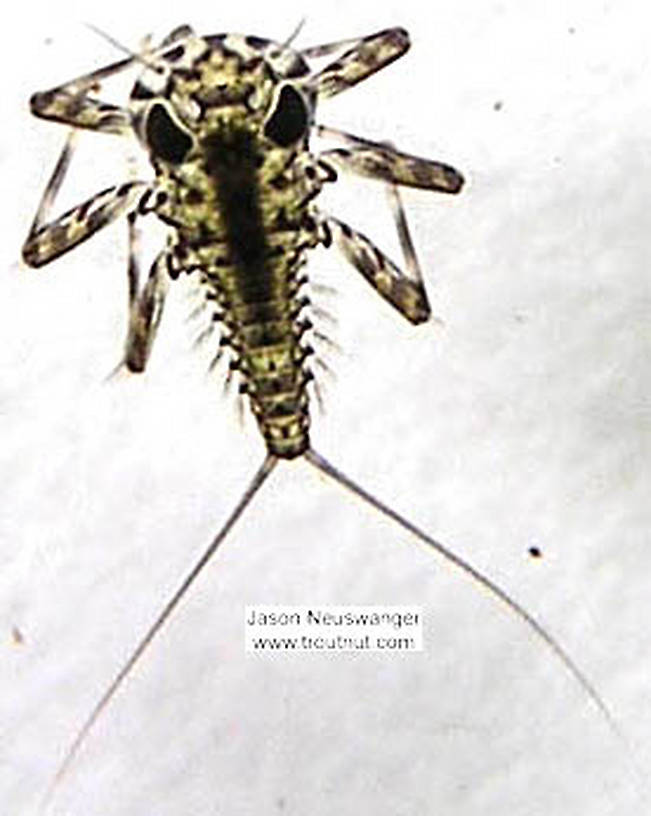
[201,130,272,305]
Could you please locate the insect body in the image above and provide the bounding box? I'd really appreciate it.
[22,23,626,809]
[24,26,458,462]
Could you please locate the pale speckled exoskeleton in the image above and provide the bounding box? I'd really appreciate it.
[22,23,626,808]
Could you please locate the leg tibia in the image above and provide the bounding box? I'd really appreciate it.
[310,28,409,99]
[22,181,150,268]
[327,217,431,324]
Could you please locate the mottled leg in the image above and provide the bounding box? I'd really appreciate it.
[28,24,191,132]
[307,28,410,99]
[22,179,151,268]
[326,216,430,325]
[24,41,155,270]
[122,215,169,372]
[317,129,464,323]
[317,126,464,193]
[29,54,136,133]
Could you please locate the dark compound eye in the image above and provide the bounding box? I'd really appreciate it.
[145,103,193,164]
[264,85,309,147]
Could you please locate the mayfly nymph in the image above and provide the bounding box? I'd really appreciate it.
[22,22,626,808]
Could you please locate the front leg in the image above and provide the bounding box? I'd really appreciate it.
[307,28,410,100]
[31,25,194,133]
[29,54,137,134]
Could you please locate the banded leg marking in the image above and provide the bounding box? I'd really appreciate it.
[327,217,430,325]
[28,23,195,134]
[309,28,410,99]
[318,126,464,193]
[29,53,139,134]
[124,216,169,373]
[22,181,151,268]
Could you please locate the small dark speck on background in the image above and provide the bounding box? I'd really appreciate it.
[568,26,576,35]
[493,100,503,111]
[528,546,542,559]
[11,626,24,645]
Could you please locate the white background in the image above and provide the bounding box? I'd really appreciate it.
[1,2,650,815]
